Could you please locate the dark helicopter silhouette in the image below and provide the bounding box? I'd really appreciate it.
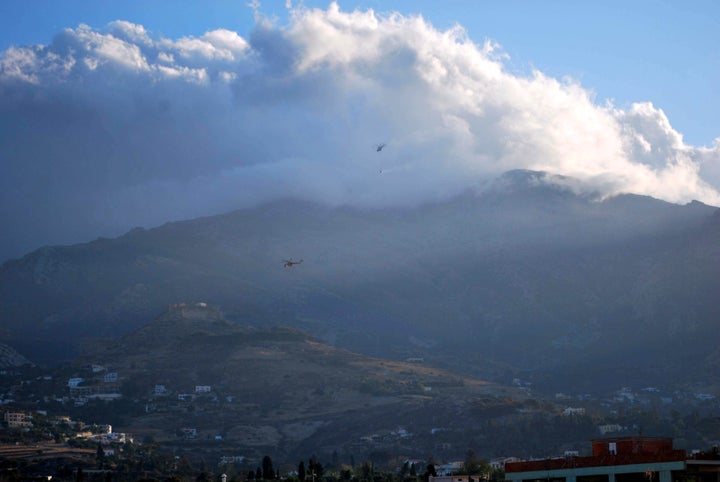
[374,143,386,152]
[283,258,303,268]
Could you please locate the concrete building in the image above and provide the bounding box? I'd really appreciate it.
[505,437,720,482]
[431,476,476,482]
[4,411,31,428]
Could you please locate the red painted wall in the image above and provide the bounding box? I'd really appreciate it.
[592,437,674,456]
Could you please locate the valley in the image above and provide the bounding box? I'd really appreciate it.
[1,172,719,477]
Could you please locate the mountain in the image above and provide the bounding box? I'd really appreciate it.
[1,170,719,393]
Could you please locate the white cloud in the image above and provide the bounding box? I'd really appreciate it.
[202,29,250,55]
[107,20,153,46]
[0,46,43,83]
[1,1,719,259]
[69,23,151,71]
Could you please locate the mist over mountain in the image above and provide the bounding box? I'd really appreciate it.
[1,170,719,394]
[3,4,720,261]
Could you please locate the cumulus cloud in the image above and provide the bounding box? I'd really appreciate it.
[1,1,719,260]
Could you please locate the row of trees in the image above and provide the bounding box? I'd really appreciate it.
[0,446,502,482]
[245,455,282,481]
[239,452,501,482]
[246,455,325,482]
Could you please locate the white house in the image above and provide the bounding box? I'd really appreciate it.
[598,424,623,434]
[68,377,84,388]
[103,372,118,383]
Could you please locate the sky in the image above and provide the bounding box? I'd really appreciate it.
[1,0,719,261]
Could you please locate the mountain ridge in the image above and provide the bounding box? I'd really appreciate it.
[1,170,719,394]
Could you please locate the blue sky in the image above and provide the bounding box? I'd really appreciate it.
[1,1,719,260]
[2,0,718,146]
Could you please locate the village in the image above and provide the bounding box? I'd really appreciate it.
[1,359,719,481]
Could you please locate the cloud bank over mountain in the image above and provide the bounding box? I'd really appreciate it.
[1,2,719,260]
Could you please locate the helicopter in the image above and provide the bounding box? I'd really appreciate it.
[283,258,303,268]
[374,143,386,152]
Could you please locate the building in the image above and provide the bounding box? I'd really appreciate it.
[431,476,476,482]
[4,411,31,428]
[505,437,720,482]
[436,462,464,476]
[103,372,118,383]
[219,455,245,465]
[599,424,624,435]
[67,377,85,388]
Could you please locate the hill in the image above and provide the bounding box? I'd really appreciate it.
[75,304,533,463]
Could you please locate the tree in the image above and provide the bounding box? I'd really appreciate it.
[422,464,437,482]
[262,456,275,481]
[196,472,211,482]
[308,455,323,480]
[96,443,106,467]
[360,462,373,482]
[339,467,353,481]
[461,450,481,475]
[299,461,306,482]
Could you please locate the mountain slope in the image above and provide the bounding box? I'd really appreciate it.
[0,342,32,368]
[1,171,719,392]
[78,304,526,461]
